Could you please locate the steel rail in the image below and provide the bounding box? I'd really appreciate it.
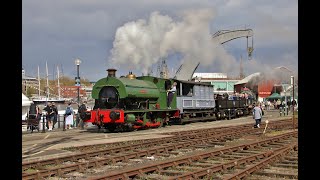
[24,121,291,169]
[22,127,263,179]
[87,131,297,180]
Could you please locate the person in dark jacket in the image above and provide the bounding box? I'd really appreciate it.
[78,101,87,128]
[51,102,58,129]
[43,102,54,131]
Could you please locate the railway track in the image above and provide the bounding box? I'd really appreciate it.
[38,119,294,153]
[22,120,292,166]
[89,131,297,179]
[22,120,297,179]
[245,146,298,179]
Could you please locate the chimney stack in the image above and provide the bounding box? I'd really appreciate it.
[107,68,117,77]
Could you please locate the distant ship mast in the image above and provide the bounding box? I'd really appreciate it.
[46,61,50,100]
[37,65,41,98]
[57,65,61,99]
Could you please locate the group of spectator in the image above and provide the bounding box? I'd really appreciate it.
[271,99,297,111]
[258,99,297,111]
[40,101,88,131]
[43,102,58,131]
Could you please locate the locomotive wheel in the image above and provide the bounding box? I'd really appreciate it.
[96,125,101,132]
[123,123,134,132]
[106,124,117,132]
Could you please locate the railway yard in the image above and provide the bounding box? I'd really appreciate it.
[22,110,298,180]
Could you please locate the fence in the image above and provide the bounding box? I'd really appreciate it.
[24,113,80,133]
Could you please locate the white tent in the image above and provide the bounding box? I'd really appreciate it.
[22,93,33,120]
[22,93,33,106]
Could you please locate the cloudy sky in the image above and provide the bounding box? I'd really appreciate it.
[22,0,297,81]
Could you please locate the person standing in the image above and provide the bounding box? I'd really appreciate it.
[35,105,42,121]
[43,103,50,129]
[167,82,177,109]
[287,100,292,112]
[253,102,263,128]
[292,99,297,111]
[43,102,54,131]
[276,99,281,109]
[78,101,87,128]
[267,101,271,110]
[51,102,58,129]
[65,103,74,129]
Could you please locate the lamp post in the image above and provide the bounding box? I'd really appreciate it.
[75,58,81,105]
[75,58,81,128]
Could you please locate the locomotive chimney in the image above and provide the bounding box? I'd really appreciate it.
[107,68,117,77]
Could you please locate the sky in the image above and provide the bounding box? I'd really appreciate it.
[22,0,298,82]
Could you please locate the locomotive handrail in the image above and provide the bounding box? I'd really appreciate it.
[125,84,158,89]
[95,85,120,88]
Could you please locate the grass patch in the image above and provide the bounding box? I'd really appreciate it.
[62,146,77,151]
[23,168,38,173]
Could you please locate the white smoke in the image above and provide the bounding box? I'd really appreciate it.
[109,9,238,74]
[242,53,297,85]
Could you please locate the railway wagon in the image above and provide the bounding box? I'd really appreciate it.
[215,95,252,120]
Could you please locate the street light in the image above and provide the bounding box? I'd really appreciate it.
[75,58,81,105]
[75,58,81,129]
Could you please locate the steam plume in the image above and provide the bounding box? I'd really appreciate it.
[109,9,238,74]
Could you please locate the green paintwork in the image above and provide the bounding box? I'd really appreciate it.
[137,76,176,109]
[91,75,179,127]
[92,76,160,99]
[92,75,176,110]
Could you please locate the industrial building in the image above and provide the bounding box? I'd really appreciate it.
[192,73,240,95]
[194,66,297,103]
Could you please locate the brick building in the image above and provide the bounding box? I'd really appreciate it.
[22,68,38,94]
[60,86,87,100]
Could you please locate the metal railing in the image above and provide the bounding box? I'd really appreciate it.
[25,113,77,133]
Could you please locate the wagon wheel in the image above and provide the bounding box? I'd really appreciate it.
[216,112,221,120]
[176,117,183,125]
[180,114,190,125]
[227,111,231,120]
